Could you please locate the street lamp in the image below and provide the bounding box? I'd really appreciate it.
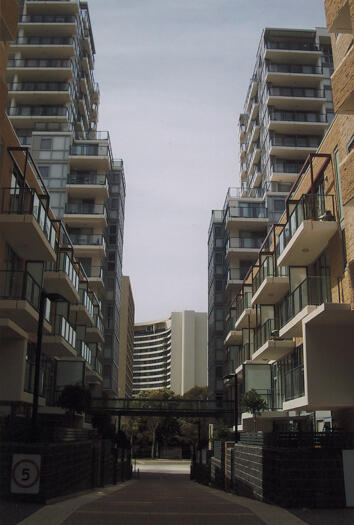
[223,372,239,443]
[32,291,66,439]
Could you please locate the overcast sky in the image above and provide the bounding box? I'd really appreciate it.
[88,0,326,322]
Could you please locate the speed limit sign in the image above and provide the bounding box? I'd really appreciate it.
[11,454,41,494]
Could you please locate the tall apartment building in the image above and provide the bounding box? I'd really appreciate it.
[5,0,125,397]
[118,276,135,398]
[133,311,207,396]
[208,27,334,402]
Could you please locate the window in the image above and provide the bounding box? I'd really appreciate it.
[40,138,52,151]
[274,199,285,212]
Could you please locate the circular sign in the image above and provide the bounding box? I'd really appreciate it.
[12,458,40,489]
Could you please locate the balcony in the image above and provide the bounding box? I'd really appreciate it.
[42,314,77,357]
[44,251,80,304]
[7,58,73,81]
[267,110,328,134]
[85,266,104,297]
[224,311,242,346]
[249,165,262,189]
[226,237,263,260]
[235,292,257,330]
[25,0,80,15]
[69,143,111,170]
[248,119,260,147]
[86,313,104,343]
[86,356,103,383]
[252,257,289,306]
[64,203,107,228]
[12,36,76,58]
[266,86,326,110]
[277,194,338,267]
[76,340,92,366]
[225,205,267,231]
[7,105,68,127]
[268,160,304,184]
[68,233,106,257]
[252,318,295,362]
[269,134,322,159]
[226,267,247,293]
[264,40,321,62]
[0,187,56,261]
[0,270,51,334]
[248,142,261,172]
[67,173,108,199]
[18,14,78,36]
[279,275,331,338]
[8,82,71,104]
[70,288,94,326]
[265,63,324,86]
[240,162,247,181]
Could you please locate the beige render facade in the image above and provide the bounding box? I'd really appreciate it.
[0,0,113,416]
[118,276,134,398]
[232,0,354,432]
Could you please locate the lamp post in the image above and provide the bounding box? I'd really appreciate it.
[223,372,239,443]
[32,291,65,439]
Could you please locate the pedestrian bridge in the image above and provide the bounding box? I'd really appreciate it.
[90,398,233,418]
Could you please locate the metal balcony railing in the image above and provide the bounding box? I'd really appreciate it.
[265,40,319,52]
[7,106,68,117]
[70,144,110,157]
[76,340,92,365]
[268,86,325,98]
[270,135,322,148]
[7,58,72,68]
[65,203,107,217]
[46,251,79,293]
[8,82,70,92]
[227,267,248,281]
[279,275,331,328]
[67,173,107,186]
[20,15,77,23]
[79,288,94,318]
[266,63,323,74]
[15,36,75,45]
[277,193,335,256]
[69,233,106,250]
[0,187,56,250]
[268,110,328,123]
[226,237,263,250]
[226,205,267,220]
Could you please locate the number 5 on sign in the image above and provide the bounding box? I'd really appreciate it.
[11,454,41,494]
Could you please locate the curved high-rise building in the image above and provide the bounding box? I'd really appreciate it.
[133,311,207,396]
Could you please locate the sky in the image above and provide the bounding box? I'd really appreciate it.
[88,0,327,322]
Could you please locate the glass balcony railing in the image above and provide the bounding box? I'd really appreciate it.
[270,135,322,148]
[67,173,107,186]
[79,288,94,318]
[85,266,103,279]
[255,318,275,349]
[253,256,273,294]
[7,106,68,117]
[91,357,102,375]
[69,233,106,250]
[20,15,77,24]
[0,270,41,311]
[236,291,252,319]
[279,275,331,328]
[54,315,76,349]
[65,203,107,217]
[226,237,263,250]
[265,40,319,52]
[270,160,304,174]
[46,251,79,292]
[277,194,335,256]
[7,58,72,68]
[76,340,92,365]
[268,110,328,124]
[8,82,70,92]
[227,267,248,282]
[15,36,75,45]
[268,86,325,99]
[0,187,56,250]
[93,313,104,335]
[283,364,305,402]
[70,144,110,157]
[226,205,267,220]
[240,342,253,364]
[266,63,323,75]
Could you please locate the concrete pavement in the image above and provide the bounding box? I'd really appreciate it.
[16,460,306,525]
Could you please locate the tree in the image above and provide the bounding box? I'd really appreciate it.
[136,388,180,458]
[178,387,209,456]
[241,389,267,431]
[57,384,91,425]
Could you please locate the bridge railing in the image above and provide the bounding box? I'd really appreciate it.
[90,398,234,414]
